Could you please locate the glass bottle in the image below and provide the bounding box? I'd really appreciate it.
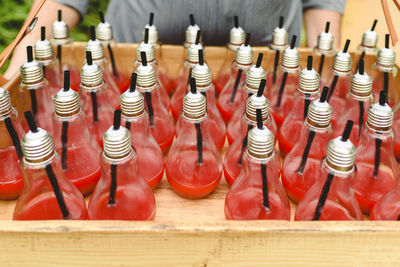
[281,87,333,203]
[324,40,352,126]
[268,35,300,128]
[393,103,400,161]
[52,71,102,195]
[313,22,335,84]
[136,51,174,152]
[175,50,226,150]
[227,53,266,144]
[295,121,363,221]
[333,60,373,146]
[371,34,398,105]
[88,110,156,220]
[370,176,400,220]
[278,56,320,157]
[354,20,378,75]
[171,30,202,119]
[224,81,277,186]
[20,46,53,134]
[214,16,245,94]
[34,26,62,98]
[225,110,290,220]
[13,111,87,220]
[166,78,222,198]
[79,51,115,147]
[217,33,253,122]
[120,73,164,189]
[0,88,24,199]
[353,91,399,215]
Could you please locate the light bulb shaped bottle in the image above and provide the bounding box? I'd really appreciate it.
[295,121,363,221]
[34,26,62,98]
[85,26,120,108]
[52,71,102,195]
[325,39,352,125]
[269,35,300,127]
[228,53,266,144]
[217,33,253,122]
[51,10,80,91]
[134,29,169,109]
[353,90,399,214]
[354,20,378,74]
[171,30,203,119]
[88,110,156,220]
[333,60,374,146]
[224,79,277,186]
[20,46,53,134]
[79,51,115,147]
[120,73,164,189]
[266,16,289,89]
[0,88,24,199]
[136,51,174,152]
[393,103,400,160]
[281,87,333,203]
[278,56,321,156]
[214,16,246,94]
[225,109,290,220]
[370,177,400,220]
[13,111,87,220]
[96,12,130,93]
[313,22,335,84]
[166,78,222,198]
[371,34,398,105]
[175,50,226,150]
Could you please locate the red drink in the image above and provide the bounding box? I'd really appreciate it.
[370,185,400,220]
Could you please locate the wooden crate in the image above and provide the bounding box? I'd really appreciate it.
[2,43,400,266]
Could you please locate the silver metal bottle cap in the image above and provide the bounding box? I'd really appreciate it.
[54,88,80,118]
[326,137,356,172]
[247,126,275,159]
[136,65,156,88]
[361,30,378,48]
[185,24,201,48]
[0,87,12,116]
[137,42,155,63]
[80,62,103,89]
[22,128,55,163]
[245,94,270,121]
[52,20,69,40]
[34,39,54,63]
[85,39,105,61]
[143,24,158,44]
[235,44,253,66]
[281,46,300,69]
[103,126,132,160]
[377,48,396,71]
[120,90,145,118]
[182,90,207,119]
[187,43,203,64]
[271,27,288,50]
[306,98,332,128]
[333,51,352,73]
[298,68,320,94]
[96,21,113,42]
[191,63,212,87]
[20,60,44,85]
[350,72,372,99]
[367,101,393,132]
[317,32,334,51]
[228,26,245,51]
[245,65,266,92]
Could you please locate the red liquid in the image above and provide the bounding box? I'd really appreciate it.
[150,117,175,152]
[0,146,23,199]
[69,67,81,92]
[393,105,400,160]
[296,199,362,221]
[215,73,230,94]
[43,64,62,98]
[278,120,303,157]
[158,72,173,94]
[171,83,189,120]
[370,188,400,220]
[328,95,345,126]
[111,71,130,94]
[269,91,295,128]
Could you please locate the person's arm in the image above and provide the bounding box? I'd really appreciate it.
[4,0,80,80]
[302,0,346,49]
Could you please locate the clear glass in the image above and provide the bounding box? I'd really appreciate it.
[224,115,277,186]
[152,42,173,94]
[355,45,378,74]
[370,180,400,220]
[88,152,156,220]
[20,79,53,134]
[166,115,222,198]
[137,83,174,152]
[171,61,192,119]
[79,84,115,147]
[333,93,374,147]
[104,42,130,94]
[278,91,320,156]
[121,112,164,189]
[217,62,250,122]
[13,154,87,220]
[268,66,301,127]
[295,160,363,221]
[41,58,63,98]
[224,151,290,220]
[371,65,399,105]
[214,49,236,94]
[313,48,335,85]
[393,103,400,161]
[52,111,102,195]
[281,123,333,203]
[0,109,25,199]
[353,127,399,214]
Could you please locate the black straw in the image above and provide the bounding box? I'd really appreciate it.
[320,86,329,102]
[297,130,316,174]
[307,56,313,70]
[275,71,288,108]
[57,44,62,72]
[343,39,351,53]
[371,19,378,31]
[145,92,154,126]
[325,22,330,33]
[108,164,117,205]
[195,30,201,45]
[373,138,382,177]
[41,26,45,41]
[58,10,62,21]
[86,51,93,65]
[312,171,334,220]
[4,118,23,160]
[257,79,266,97]
[327,75,338,102]
[256,53,263,68]
[189,14,195,26]
[90,26,96,41]
[198,49,204,65]
[290,35,297,49]
[190,77,197,94]
[279,16,284,28]
[61,121,68,170]
[384,71,389,103]
[129,73,137,92]
[229,69,243,104]
[63,70,70,91]
[45,164,70,219]
[261,163,270,208]
[272,50,280,84]
[141,51,147,66]
[318,54,325,76]
[149,13,154,26]
[195,122,203,164]
[90,92,98,122]
[27,46,33,62]
[358,101,364,137]
[234,16,239,28]
[144,28,149,43]
[256,108,263,129]
[29,89,38,116]
[24,111,38,133]
[385,34,390,49]
[107,43,118,78]
[341,120,353,141]
[99,11,105,23]
[245,33,251,46]
[304,94,311,119]
[113,110,121,130]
